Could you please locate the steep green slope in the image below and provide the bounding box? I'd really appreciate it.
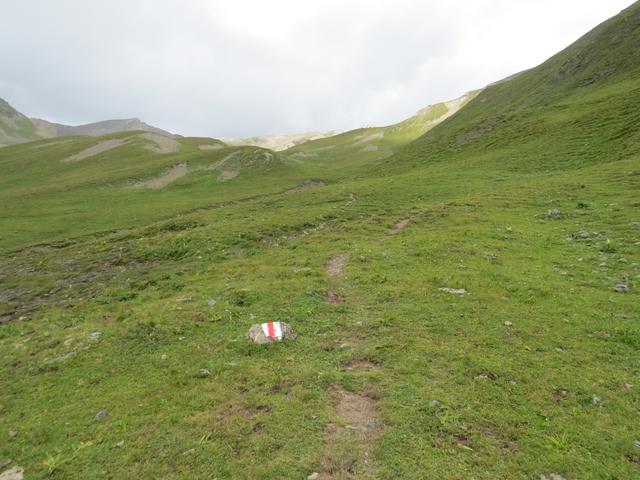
[0,4,639,480]
[0,98,41,145]
[386,2,640,174]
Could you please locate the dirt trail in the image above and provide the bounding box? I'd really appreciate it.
[326,253,349,277]
[318,384,382,479]
[380,219,410,241]
[63,139,127,162]
[133,163,188,189]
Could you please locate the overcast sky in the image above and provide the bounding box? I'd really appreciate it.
[0,0,634,138]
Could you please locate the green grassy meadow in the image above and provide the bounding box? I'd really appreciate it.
[1,3,640,479]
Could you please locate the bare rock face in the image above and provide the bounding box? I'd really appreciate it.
[246,322,297,344]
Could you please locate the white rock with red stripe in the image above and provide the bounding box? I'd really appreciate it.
[246,321,297,344]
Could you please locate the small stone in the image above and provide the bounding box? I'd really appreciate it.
[475,374,489,380]
[161,354,167,360]
[544,210,562,219]
[95,409,108,421]
[207,299,217,306]
[613,284,629,293]
[178,336,186,340]
[592,395,602,405]
[89,332,102,339]
[8,430,17,438]
[624,383,633,390]
[634,440,640,449]
[555,347,565,353]
[199,368,211,376]
[115,440,124,448]
[356,321,363,326]
[504,321,513,326]
[540,475,567,480]
[308,473,319,480]
[0,467,24,480]
[509,380,517,385]
[428,400,441,408]
[439,287,468,295]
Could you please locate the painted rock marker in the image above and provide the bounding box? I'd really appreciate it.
[247,322,297,344]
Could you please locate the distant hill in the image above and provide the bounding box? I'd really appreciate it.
[222,131,337,151]
[30,117,175,139]
[0,97,175,145]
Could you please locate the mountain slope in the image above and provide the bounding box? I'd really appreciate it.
[0,97,176,145]
[282,90,479,174]
[30,117,175,139]
[386,2,640,174]
[0,98,40,145]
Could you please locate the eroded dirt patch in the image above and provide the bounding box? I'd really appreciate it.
[63,139,127,162]
[324,291,346,305]
[380,219,410,241]
[326,253,349,277]
[140,133,180,154]
[353,132,384,146]
[218,170,239,181]
[318,385,382,479]
[133,163,188,189]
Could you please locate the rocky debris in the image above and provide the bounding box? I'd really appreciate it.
[8,430,17,438]
[543,209,562,219]
[307,473,319,480]
[0,467,23,480]
[613,284,629,293]
[439,287,468,295]
[45,350,77,364]
[592,395,602,405]
[95,410,108,421]
[567,230,590,241]
[246,322,297,344]
[540,475,567,480]
[504,321,513,326]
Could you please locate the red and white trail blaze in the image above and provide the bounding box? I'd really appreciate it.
[261,321,283,340]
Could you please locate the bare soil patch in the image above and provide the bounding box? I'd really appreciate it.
[324,291,345,305]
[380,219,410,241]
[63,139,127,162]
[218,170,239,181]
[318,385,382,479]
[326,253,349,277]
[140,133,180,154]
[133,163,188,189]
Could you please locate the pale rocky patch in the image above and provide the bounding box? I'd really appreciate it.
[140,132,180,154]
[133,163,188,189]
[63,138,127,162]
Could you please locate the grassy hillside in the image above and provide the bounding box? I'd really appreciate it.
[283,91,479,175]
[1,4,639,480]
